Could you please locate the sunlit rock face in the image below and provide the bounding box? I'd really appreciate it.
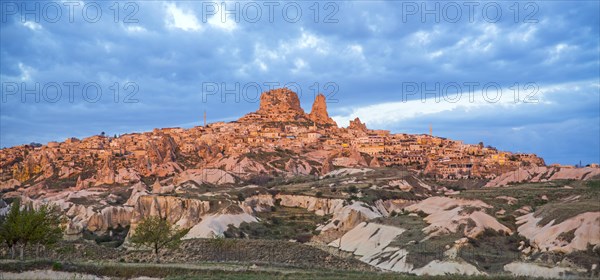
[309,94,337,126]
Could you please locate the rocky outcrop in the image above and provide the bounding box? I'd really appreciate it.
[276,194,391,234]
[136,134,179,177]
[173,169,236,185]
[115,168,141,184]
[86,206,133,232]
[486,166,600,187]
[319,202,383,232]
[285,159,314,175]
[95,158,116,186]
[275,194,344,216]
[58,166,79,179]
[320,157,334,175]
[39,153,55,179]
[210,156,267,174]
[374,199,414,216]
[74,176,85,191]
[405,197,511,238]
[131,195,211,230]
[516,211,600,254]
[323,168,373,178]
[329,222,405,260]
[348,117,367,132]
[147,134,177,164]
[349,149,368,166]
[412,261,484,276]
[125,182,148,206]
[237,87,309,123]
[241,194,275,213]
[369,157,381,167]
[239,88,339,126]
[258,88,303,115]
[152,179,162,194]
[0,179,20,192]
[308,94,337,126]
[330,221,485,276]
[183,211,257,239]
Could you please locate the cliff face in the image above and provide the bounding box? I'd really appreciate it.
[131,195,211,230]
[86,206,133,232]
[257,88,305,116]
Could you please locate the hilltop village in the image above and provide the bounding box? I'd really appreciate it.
[1,88,544,186]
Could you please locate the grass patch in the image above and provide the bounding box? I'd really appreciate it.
[459,230,524,273]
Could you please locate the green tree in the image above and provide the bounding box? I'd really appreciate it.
[30,205,63,258]
[0,200,63,260]
[130,216,188,263]
[0,200,21,259]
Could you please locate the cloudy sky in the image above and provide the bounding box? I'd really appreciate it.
[1,1,598,165]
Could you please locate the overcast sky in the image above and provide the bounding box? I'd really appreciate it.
[1,1,599,165]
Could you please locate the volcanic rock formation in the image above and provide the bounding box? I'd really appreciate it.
[308,94,337,126]
[348,117,368,132]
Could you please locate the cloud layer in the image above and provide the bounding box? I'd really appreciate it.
[1,1,599,165]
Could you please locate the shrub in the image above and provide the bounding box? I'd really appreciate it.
[270,217,282,225]
[52,262,63,271]
[237,193,245,202]
[295,233,312,243]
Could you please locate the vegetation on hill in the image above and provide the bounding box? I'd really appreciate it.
[130,216,189,263]
[0,199,63,260]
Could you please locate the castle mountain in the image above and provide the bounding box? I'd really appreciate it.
[2,88,544,187]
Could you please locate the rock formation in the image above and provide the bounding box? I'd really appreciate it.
[349,148,368,166]
[258,88,304,115]
[404,197,511,238]
[348,117,367,132]
[485,166,600,187]
[308,94,337,126]
[130,195,211,231]
[95,158,116,186]
[516,211,600,254]
[238,87,310,123]
[240,88,338,126]
[369,157,381,167]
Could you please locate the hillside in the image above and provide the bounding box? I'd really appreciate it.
[1,88,599,278]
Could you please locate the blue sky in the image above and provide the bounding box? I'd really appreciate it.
[1,1,599,165]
